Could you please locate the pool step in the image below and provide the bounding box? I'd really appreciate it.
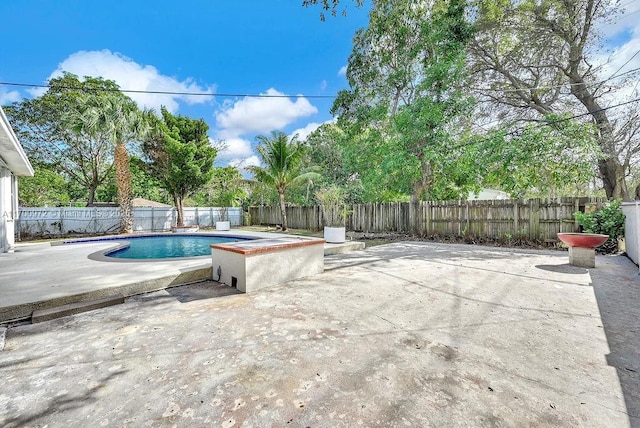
[324,241,366,256]
[31,295,125,323]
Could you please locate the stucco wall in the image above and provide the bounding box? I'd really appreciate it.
[622,202,640,268]
[0,166,16,252]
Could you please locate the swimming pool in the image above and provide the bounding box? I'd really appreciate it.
[66,234,254,260]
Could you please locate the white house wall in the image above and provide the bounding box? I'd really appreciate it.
[0,165,14,253]
[0,106,34,252]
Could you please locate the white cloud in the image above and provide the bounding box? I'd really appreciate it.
[594,21,640,102]
[601,2,640,41]
[229,155,261,170]
[338,65,348,76]
[290,121,327,141]
[320,80,328,91]
[215,88,318,138]
[45,49,214,112]
[27,86,47,98]
[0,87,20,105]
[599,36,640,76]
[217,137,254,160]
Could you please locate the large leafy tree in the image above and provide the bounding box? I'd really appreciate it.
[476,114,601,197]
[67,91,148,233]
[470,0,639,199]
[18,163,71,207]
[307,0,638,200]
[249,131,320,231]
[333,0,476,203]
[143,108,217,227]
[305,123,365,203]
[5,73,119,206]
[302,0,364,20]
[190,166,248,208]
[129,156,171,204]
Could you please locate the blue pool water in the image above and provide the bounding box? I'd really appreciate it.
[69,235,252,259]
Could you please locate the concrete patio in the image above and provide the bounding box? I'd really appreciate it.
[0,231,361,322]
[0,241,639,426]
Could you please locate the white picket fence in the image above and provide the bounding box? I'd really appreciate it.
[17,206,242,238]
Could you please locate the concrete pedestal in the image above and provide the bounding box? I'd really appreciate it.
[569,246,596,268]
[215,221,231,231]
[211,237,325,293]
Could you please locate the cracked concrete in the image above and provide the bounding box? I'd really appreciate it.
[1,241,639,427]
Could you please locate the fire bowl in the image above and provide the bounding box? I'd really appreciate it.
[557,233,609,249]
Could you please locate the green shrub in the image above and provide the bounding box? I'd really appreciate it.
[574,200,625,253]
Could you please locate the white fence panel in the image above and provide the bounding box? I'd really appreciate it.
[17,206,243,238]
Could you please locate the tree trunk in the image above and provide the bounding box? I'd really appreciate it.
[410,160,432,235]
[87,185,96,207]
[174,194,184,227]
[279,191,288,231]
[567,64,629,200]
[411,161,432,200]
[115,141,133,233]
[598,158,628,200]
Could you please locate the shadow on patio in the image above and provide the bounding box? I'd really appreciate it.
[590,255,640,427]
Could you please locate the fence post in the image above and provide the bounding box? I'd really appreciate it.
[466,201,470,233]
[513,200,519,232]
[409,200,420,234]
[424,201,430,235]
[59,206,64,237]
[529,198,540,240]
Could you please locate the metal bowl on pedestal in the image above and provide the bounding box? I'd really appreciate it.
[557,233,609,268]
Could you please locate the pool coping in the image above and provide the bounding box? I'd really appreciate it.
[76,233,257,263]
[1,231,360,323]
[210,236,326,255]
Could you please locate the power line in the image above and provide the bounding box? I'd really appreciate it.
[618,0,637,8]
[469,67,640,93]
[0,81,338,99]
[623,7,640,17]
[445,95,640,154]
[606,49,640,81]
[340,94,640,167]
[3,65,639,99]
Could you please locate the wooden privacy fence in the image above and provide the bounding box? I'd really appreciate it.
[249,197,607,241]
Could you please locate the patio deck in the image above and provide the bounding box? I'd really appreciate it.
[0,231,350,322]
[0,241,638,426]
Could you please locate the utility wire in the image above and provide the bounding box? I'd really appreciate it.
[469,67,640,93]
[624,7,640,17]
[0,81,337,99]
[444,96,640,154]
[605,50,640,81]
[2,66,639,98]
[618,0,637,8]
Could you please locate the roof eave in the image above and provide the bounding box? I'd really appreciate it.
[0,106,34,177]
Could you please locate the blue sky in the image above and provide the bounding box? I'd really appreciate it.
[1,1,639,170]
[0,0,370,167]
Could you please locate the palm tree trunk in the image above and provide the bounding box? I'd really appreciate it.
[279,191,288,231]
[115,141,133,233]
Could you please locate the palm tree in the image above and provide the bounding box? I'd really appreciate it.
[249,131,320,231]
[68,92,147,233]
